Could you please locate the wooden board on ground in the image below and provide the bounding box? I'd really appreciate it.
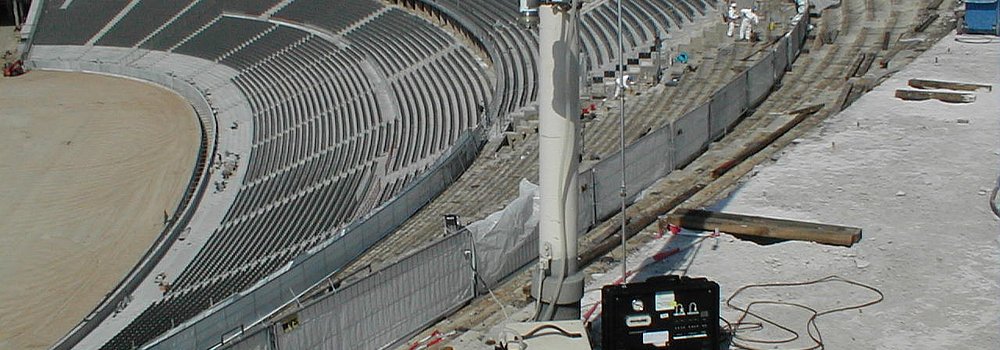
[908,78,992,92]
[663,209,863,246]
[895,89,976,103]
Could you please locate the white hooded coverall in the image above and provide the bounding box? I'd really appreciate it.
[739,8,759,41]
[727,5,739,37]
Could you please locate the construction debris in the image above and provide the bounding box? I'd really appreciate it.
[663,209,863,247]
[895,89,976,103]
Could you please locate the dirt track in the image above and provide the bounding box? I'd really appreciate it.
[0,71,199,350]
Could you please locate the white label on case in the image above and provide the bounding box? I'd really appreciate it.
[642,330,670,347]
[654,291,676,311]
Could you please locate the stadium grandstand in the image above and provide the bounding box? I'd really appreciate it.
[11,0,737,349]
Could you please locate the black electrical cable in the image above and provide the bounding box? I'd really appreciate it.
[724,275,884,350]
[521,324,583,339]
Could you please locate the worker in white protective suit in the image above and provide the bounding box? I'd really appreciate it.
[613,74,632,100]
[726,3,740,37]
[739,8,759,41]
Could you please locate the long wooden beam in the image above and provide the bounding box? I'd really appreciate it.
[895,89,976,103]
[908,79,993,92]
[663,209,862,247]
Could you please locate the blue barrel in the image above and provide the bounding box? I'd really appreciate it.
[965,0,1000,35]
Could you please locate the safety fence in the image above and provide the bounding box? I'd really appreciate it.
[220,8,811,350]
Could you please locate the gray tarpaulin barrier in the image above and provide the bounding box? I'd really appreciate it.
[275,232,474,350]
[747,52,776,106]
[222,328,271,350]
[774,36,790,79]
[709,72,749,139]
[591,136,673,222]
[671,102,711,168]
[810,0,841,15]
[592,157,624,221]
[578,168,597,233]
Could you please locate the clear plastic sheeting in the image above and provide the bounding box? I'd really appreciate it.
[467,179,540,288]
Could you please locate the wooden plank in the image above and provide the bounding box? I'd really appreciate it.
[835,82,855,111]
[579,184,705,266]
[788,103,825,116]
[915,14,940,33]
[896,89,976,103]
[663,209,862,247]
[857,52,878,77]
[845,53,866,79]
[927,0,945,10]
[908,78,993,92]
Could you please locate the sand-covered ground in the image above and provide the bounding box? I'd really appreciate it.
[0,71,199,350]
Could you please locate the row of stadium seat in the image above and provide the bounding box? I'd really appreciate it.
[579,0,710,71]
[101,251,288,350]
[27,0,490,349]
[160,3,489,297]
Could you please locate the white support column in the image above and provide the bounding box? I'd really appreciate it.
[532,0,583,321]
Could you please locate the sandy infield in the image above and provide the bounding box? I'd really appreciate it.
[0,71,200,350]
